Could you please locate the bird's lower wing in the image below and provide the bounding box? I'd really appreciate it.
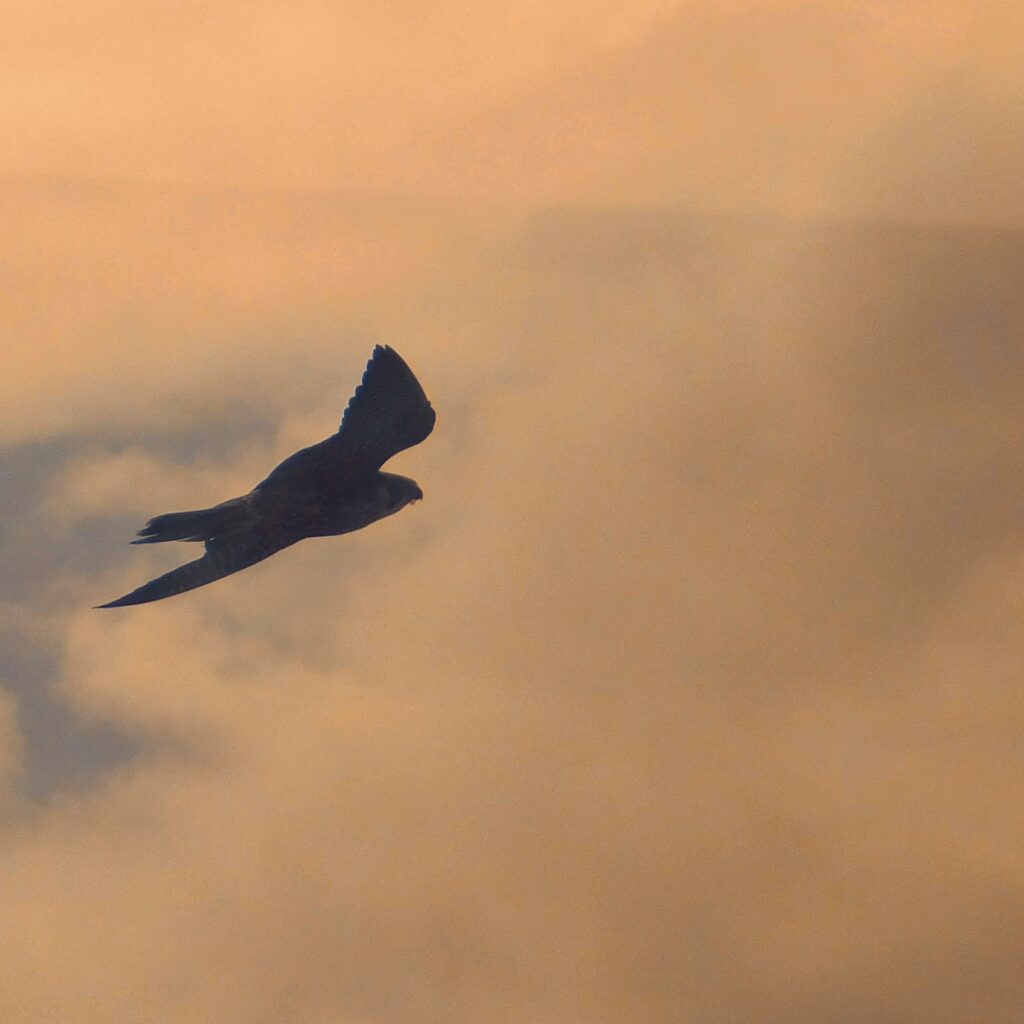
[96,530,298,608]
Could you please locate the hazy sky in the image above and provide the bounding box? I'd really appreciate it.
[3,3,1024,1022]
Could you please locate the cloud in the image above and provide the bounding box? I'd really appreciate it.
[3,1,1022,222]
[3,3,1024,1022]
[3,200,1024,1021]
[0,689,23,813]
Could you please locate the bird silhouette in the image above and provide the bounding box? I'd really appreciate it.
[97,345,435,608]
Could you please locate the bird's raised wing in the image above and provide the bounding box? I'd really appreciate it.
[249,345,435,495]
[96,528,297,608]
[336,345,435,472]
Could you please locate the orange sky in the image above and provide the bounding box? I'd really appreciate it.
[3,3,1024,1022]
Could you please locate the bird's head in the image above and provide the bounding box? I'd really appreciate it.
[377,472,423,515]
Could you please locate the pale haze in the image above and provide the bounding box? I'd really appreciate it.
[3,3,1024,1022]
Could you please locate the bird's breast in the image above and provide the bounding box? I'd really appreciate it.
[293,493,390,538]
[253,475,389,539]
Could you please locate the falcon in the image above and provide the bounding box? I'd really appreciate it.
[97,345,435,608]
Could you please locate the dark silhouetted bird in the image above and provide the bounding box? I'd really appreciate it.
[97,345,435,608]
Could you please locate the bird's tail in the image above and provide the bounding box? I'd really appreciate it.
[131,497,249,544]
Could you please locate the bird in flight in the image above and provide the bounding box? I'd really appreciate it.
[97,345,435,608]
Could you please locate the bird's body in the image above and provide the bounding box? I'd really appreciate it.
[98,345,435,608]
